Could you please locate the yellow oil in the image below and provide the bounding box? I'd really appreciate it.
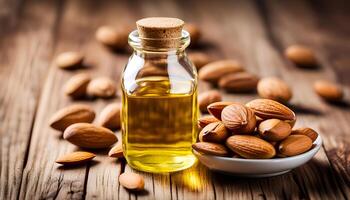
[121,76,198,173]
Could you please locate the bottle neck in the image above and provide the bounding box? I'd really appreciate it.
[128,30,190,53]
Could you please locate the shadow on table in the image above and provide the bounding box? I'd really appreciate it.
[327,100,350,109]
[287,103,324,115]
[57,160,100,170]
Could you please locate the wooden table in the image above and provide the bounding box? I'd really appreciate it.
[1,0,349,199]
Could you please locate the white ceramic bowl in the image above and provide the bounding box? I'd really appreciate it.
[193,136,322,177]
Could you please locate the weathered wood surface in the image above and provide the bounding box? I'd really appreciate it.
[0,0,349,199]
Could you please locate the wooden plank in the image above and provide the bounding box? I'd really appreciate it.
[257,0,350,199]
[82,1,133,199]
[0,0,60,199]
[18,0,103,199]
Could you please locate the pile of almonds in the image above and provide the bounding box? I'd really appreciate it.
[193,99,318,159]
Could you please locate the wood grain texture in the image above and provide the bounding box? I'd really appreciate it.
[259,1,350,199]
[0,0,349,199]
[0,0,61,199]
[18,0,96,198]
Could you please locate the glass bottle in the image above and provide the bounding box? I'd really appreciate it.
[121,17,198,173]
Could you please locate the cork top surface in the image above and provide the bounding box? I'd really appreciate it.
[136,17,184,30]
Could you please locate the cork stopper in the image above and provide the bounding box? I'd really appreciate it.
[136,17,185,49]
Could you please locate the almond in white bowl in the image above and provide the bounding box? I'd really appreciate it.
[193,135,322,177]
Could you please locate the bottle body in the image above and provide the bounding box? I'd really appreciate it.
[121,35,198,172]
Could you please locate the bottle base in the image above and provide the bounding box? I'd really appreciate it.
[125,153,197,173]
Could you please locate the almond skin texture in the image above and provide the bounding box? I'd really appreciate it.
[246,99,296,121]
[87,77,116,98]
[198,115,220,128]
[257,77,292,103]
[64,73,91,98]
[56,151,95,165]
[221,103,256,134]
[108,141,123,158]
[49,104,95,131]
[256,116,264,126]
[291,127,318,142]
[279,135,313,156]
[313,80,343,102]
[198,90,222,112]
[258,119,292,142]
[55,51,84,69]
[96,103,121,130]
[63,123,118,149]
[286,118,296,128]
[192,142,229,156]
[207,101,234,120]
[96,26,129,49]
[188,52,211,69]
[184,23,201,45]
[218,72,259,92]
[198,60,244,83]
[285,45,317,67]
[119,172,145,191]
[226,135,276,159]
[200,122,229,143]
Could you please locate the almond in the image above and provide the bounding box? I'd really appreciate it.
[256,116,264,126]
[56,151,95,165]
[218,72,259,92]
[286,118,296,128]
[226,135,276,159]
[198,60,244,83]
[87,77,116,98]
[64,73,91,98]
[258,119,291,141]
[221,103,256,134]
[119,172,145,191]
[257,77,292,103]
[198,90,222,112]
[49,104,95,131]
[96,26,129,49]
[108,141,123,158]
[97,103,121,130]
[55,51,84,69]
[246,99,296,121]
[184,23,201,45]
[63,123,118,149]
[192,142,229,156]
[313,80,343,102]
[285,45,317,67]
[198,115,220,128]
[200,122,229,143]
[188,52,212,69]
[279,135,312,156]
[291,127,318,142]
[207,101,234,120]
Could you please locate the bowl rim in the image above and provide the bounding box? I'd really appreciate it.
[193,135,322,163]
